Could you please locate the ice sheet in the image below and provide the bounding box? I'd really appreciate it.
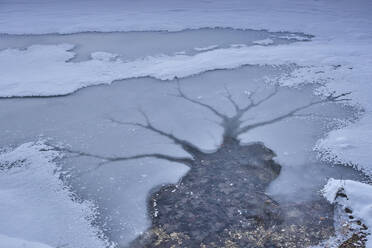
[0,65,365,246]
[2,0,371,179]
[1,0,372,245]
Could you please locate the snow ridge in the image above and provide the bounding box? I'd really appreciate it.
[322,179,372,248]
[0,141,111,248]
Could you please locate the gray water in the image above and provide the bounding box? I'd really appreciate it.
[0,27,307,61]
[0,29,363,247]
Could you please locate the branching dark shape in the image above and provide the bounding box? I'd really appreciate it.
[50,144,193,173]
[172,83,229,120]
[172,81,280,139]
[47,107,196,172]
[108,109,201,155]
[237,91,351,135]
[326,91,352,102]
[172,81,351,140]
[50,79,350,174]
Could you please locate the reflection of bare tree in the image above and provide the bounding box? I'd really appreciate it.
[52,83,351,247]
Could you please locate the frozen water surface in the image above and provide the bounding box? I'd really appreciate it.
[0,28,307,62]
[0,29,365,247]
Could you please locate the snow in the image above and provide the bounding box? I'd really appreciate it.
[0,142,110,248]
[277,34,311,41]
[1,42,305,97]
[1,0,372,246]
[0,65,364,245]
[0,40,365,98]
[0,28,282,62]
[193,45,219,51]
[1,32,371,180]
[253,38,274,45]
[323,179,372,247]
[1,1,371,176]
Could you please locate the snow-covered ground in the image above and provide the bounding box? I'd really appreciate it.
[1,0,372,247]
[323,179,372,247]
[0,34,300,97]
[0,142,110,248]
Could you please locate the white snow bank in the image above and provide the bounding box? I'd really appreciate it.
[0,234,53,248]
[323,178,372,248]
[0,142,109,248]
[0,40,367,98]
[316,117,372,176]
[310,66,372,177]
[322,179,372,247]
[323,179,372,225]
[0,42,299,97]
